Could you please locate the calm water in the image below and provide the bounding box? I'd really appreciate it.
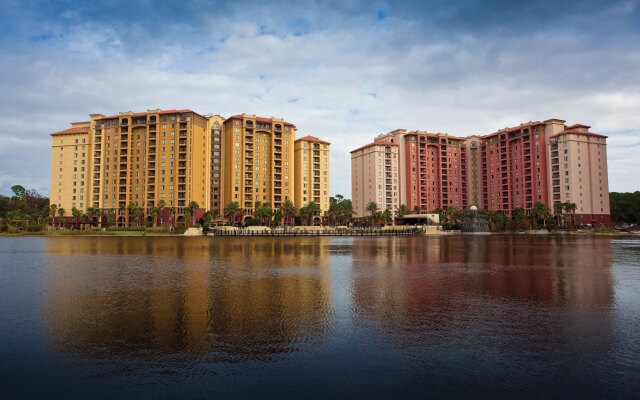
[0,235,639,399]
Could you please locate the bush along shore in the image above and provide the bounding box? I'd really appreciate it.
[0,226,187,236]
[1,185,637,236]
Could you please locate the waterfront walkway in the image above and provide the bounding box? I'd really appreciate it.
[208,228,421,237]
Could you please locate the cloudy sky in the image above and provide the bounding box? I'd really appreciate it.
[1,0,638,198]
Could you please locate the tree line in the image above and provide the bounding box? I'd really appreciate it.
[610,192,640,225]
[3,184,637,232]
[360,200,581,231]
[219,195,354,228]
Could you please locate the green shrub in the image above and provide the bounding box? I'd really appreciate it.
[244,218,261,227]
[106,226,145,231]
[27,224,45,232]
[145,227,169,233]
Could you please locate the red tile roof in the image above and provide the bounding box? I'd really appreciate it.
[482,121,544,138]
[51,126,90,136]
[95,109,197,120]
[410,131,468,141]
[566,124,591,129]
[551,129,607,139]
[295,135,331,145]
[227,114,295,127]
[350,141,398,153]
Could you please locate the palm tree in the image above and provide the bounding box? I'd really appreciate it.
[530,202,551,228]
[338,199,353,225]
[187,201,199,227]
[306,201,320,225]
[71,206,82,227]
[565,202,577,230]
[85,207,100,226]
[381,209,392,222]
[224,202,241,225]
[202,210,218,228]
[49,204,58,228]
[57,207,66,228]
[127,202,137,228]
[255,202,273,225]
[132,206,143,227]
[208,209,220,225]
[413,205,421,214]
[149,206,159,227]
[119,203,127,227]
[397,204,409,218]
[366,201,379,227]
[273,209,283,226]
[328,197,339,226]
[280,199,297,228]
[157,200,166,227]
[168,206,176,228]
[554,202,565,228]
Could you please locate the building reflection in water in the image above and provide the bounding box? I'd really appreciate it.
[42,235,617,372]
[350,235,614,347]
[43,237,332,363]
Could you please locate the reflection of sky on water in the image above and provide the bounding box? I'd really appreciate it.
[0,235,638,398]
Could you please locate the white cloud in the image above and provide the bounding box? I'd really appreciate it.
[0,1,639,199]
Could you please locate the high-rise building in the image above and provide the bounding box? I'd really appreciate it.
[51,110,335,226]
[350,141,399,218]
[479,121,550,214]
[221,114,296,215]
[294,136,331,213]
[50,122,92,212]
[546,121,610,226]
[375,130,468,211]
[89,109,209,225]
[353,118,611,225]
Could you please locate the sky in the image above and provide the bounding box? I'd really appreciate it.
[0,0,639,198]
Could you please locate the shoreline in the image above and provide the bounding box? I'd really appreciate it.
[1,230,638,238]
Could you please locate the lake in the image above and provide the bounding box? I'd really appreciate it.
[0,235,639,399]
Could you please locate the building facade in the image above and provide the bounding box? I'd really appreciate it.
[294,136,331,213]
[51,110,335,226]
[375,130,468,211]
[547,122,610,226]
[350,141,399,218]
[352,118,611,225]
[50,122,92,212]
[221,114,296,216]
[208,115,225,211]
[87,109,209,226]
[479,121,550,214]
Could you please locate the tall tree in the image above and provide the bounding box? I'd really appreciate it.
[49,204,58,228]
[168,206,176,228]
[157,200,166,226]
[366,202,379,226]
[224,202,241,225]
[149,206,159,228]
[280,199,297,228]
[187,201,199,227]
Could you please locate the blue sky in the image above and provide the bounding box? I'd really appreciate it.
[1,0,639,197]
